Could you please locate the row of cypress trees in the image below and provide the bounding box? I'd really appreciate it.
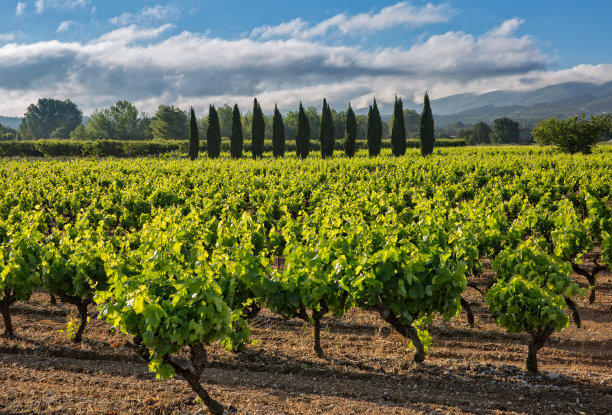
[188,93,435,160]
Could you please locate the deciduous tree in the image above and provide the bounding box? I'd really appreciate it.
[532,114,611,154]
[19,98,82,140]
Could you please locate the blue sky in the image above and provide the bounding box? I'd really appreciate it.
[1,1,611,115]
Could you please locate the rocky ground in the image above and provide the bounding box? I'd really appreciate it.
[1,271,611,414]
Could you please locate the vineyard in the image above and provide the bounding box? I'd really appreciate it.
[1,147,611,414]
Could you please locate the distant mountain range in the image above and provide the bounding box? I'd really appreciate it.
[374,81,612,127]
[2,82,612,131]
[0,116,21,130]
[430,81,612,127]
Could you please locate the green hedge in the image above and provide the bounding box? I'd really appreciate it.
[0,138,465,158]
[0,140,186,158]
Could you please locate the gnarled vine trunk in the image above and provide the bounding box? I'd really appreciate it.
[0,288,16,338]
[377,306,425,363]
[527,327,554,373]
[130,338,228,415]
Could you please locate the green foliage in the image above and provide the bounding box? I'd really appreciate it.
[491,117,519,144]
[305,106,320,141]
[230,104,243,159]
[83,101,150,141]
[188,107,199,161]
[95,212,236,379]
[272,104,285,158]
[251,98,265,159]
[403,109,420,136]
[0,212,46,301]
[0,123,17,141]
[19,98,82,140]
[319,99,334,158]
[492,239,583,298]
[485,276,569,334]
[366,99,382,157]
[150,105,187,140]
[296,102,310,159]
[472,122,492,144]
[390,96,406,156]
[532,114,612,154]
[43,223,107,301]
[1,146,611,373]
[344,103,357,158]
[419,93,435,155]
[206,106,221,159]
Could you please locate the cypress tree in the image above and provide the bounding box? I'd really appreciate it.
[230,103,243,159]
[319,98,334,158]
[188,107,199,160]
[419,92,435,156]
[296,102,310,159]
[272,104,285,158]
[367,99,382,156]
[344,103,357,158]
[206,105,221,159]
[391,96,406,156]
[251,98,265,158]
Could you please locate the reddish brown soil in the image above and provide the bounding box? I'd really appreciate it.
[1,272,611,414]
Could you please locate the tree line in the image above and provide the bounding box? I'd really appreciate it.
[193,94,435,159]
[10,96,609,156]
[12,98,421,143]
[12,95,437,158]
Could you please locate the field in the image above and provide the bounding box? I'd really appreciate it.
[1,147,612,414]
[1,280,611,414]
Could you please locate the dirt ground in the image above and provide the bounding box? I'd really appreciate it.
[1,271,611,415]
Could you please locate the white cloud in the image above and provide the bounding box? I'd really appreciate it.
[0,18,610,116]
[16,2,27,16]
[486,18,524,38]
[0,33,17,42]
[110,5,180,26]
[35,0,88,13]
[56,21,73,33]
[252,1,456,39]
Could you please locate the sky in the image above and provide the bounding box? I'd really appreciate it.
[1,0,611,116]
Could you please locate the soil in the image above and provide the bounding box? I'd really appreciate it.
[1,271,611,415]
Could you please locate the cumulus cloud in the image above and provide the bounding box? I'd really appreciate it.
[110,5,180,26]
[56,21,73,33]
[16,2,27,16]
[35,0,88,14]
[252,2,456,39]
[0,17,610,116]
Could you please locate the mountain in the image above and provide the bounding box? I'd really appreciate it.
[0,116,21,130]
[430,81,612,115]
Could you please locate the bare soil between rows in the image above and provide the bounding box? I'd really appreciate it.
[1,272,611,415]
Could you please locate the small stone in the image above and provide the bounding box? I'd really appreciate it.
[548,372,559,380]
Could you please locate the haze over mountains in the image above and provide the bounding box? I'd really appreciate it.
[2,82,611,132]
[371,82,612,127]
